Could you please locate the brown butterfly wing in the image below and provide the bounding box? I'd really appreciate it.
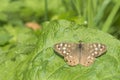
[54,43,80,66]
[54,42,107,67]
[79,43,107,66]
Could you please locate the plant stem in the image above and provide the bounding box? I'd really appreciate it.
[88,0,94,28]
[102,2,120,32]
[45,0,48,21]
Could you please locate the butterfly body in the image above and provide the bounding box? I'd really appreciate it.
[54,42,106,66]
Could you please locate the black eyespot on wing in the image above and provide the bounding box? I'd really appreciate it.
[100,45,104,49]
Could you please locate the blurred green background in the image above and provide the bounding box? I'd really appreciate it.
[0,0,120,80]
[0,0,120,39]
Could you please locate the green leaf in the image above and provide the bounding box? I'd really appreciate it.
[0,20,120,80]
[0,28,11,46]
[0,26,38,80]
[38,20,120,80]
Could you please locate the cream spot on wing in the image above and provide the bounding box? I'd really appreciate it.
[100,49,103,51]
[64,44,68,47]
[56,44,59,48]
[94,51,98,54]
[90,57,94,60]
[92,53,94,56]
[98,44,101,47]
[93,44,97,47]
[63,50,66,54]
[58,47,61,50]
[62,47,66,50]
[90,45,93,48]
[87,56,91,59]
[66,53,69,55]
[60,43,63,46]
[95,47,98,51]
[68,44,71,47]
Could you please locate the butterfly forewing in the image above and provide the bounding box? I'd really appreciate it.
[54,43,76,56]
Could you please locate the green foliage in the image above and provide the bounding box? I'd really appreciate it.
[0,25,38,80]
[0,0,65,24]
[0,28,11,45]
[0,0,120,79]
[0,20,120,80]
[0,0,119,39]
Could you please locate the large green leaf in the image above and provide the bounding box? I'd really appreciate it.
[37,20,120,80]
[0,20,120,80]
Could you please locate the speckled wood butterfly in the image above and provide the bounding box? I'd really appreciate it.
[54,42,107,66]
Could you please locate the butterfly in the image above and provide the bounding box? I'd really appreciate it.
[54,42,107,66]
